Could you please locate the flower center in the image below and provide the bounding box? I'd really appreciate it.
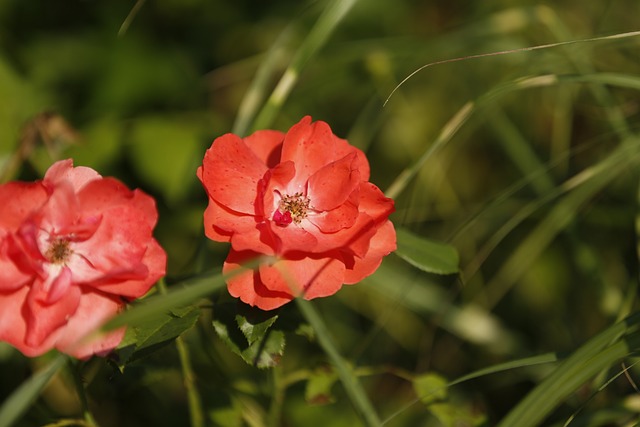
[45,238,73,265]
[274,192,310,226]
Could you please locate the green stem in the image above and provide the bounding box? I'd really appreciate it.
[267,365,285,427]
[157,279,204,427]
[175,336,204,427]
[69,360,98,427]
[296,299,382,426]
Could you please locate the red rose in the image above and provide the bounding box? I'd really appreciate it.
[198,116,396,310]
[0,159,167,358]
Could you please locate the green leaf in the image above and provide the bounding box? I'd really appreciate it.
[412,372,448,405]
[429,403,486,427]
[305,367,339,405]
[236,305,280,346]
[116,305,201,369]
[413,373,487,426]
[0,355,67,427]
[395,227,459,274]
[294,323,316,341]
[212,304,285,369]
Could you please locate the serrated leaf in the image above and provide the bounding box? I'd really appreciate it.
[413,372,448,405]
[115,305,200,369]
[236,305,280,346]
[395,227,459,274]
[212,303,285,369]
[243,329,285,369]
[305,367,338,405]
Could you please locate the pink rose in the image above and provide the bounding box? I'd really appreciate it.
[0,159,167,359]
[198,116,396,310]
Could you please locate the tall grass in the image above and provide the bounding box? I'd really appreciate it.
[1,1,640,426]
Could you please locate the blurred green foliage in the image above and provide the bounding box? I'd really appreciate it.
[2,0,640,426]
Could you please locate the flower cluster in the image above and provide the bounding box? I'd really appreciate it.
[0,116,395,359]
[0,160,166,359]
[198,116,396,310]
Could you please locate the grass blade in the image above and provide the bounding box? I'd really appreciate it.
[497,313,640,427]
[251,0,359,132]
[102,269,229,331]
[0,355,67,427]
[232,24,295,137]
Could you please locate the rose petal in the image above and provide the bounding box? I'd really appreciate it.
[198,133,268,214]
[224,250,293,310]
[358,181,395,219]
[131,189,160,228]
[203,199,254,238]
[25,279,82,347]
[90,238,166,298]
[309,213,376,256]
[261,161,297,217]
[243,130,285,168]
[258,254,346,300]
[0,286,60,356]
[0,240,32,291]
[44,159,101,191]
[281,117,370,185]
[344,220,396,284]
[307,188,360,233]
[310,182,394,255]
[45,266,73,304]
[202,194,278,255]
[71,205,152,284]
[39,182,82,235]
[54,291,126,359]
[307,152,360,211]
[10,226,47,274]
[199,118,395,310]
[78,178,159,230]
[268,222,318,254]
[0,181,47,230]
[231,221,278,255]
[0,159,166,358]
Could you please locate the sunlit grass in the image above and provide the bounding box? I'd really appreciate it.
[2,0,640,426]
